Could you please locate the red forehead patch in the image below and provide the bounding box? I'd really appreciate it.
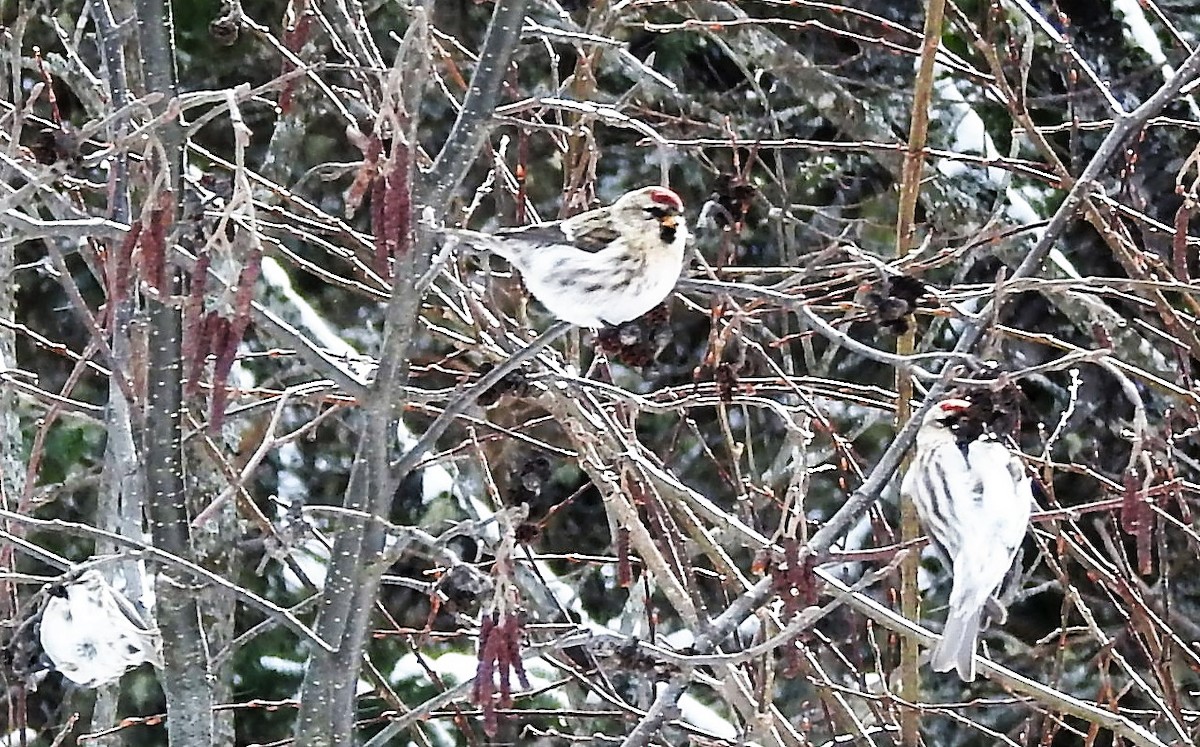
[649,187,683,210]
[938,398,971,413]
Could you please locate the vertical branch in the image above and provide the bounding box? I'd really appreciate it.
[0,25,43,731]
[0,123,22,663]
[894,0,946,741]
[294,9,433,746]
[296,1,531,739]
[0,241,16,532]
[90,0,145,738]
[135,0,214,743]
[90,0,137,584]
[0,0,31,640]
[417,0,528,217]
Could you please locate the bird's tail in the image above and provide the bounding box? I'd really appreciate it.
[931,605,982,682]
[441,228,514,262]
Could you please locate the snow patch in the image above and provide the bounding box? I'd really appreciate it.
[281,538,330,591]
[1006,185,1083,279]
[932,73,1005,186]
[0,730,36,747]
[1113,0,1200,117]
[259,655,305,676]
[260,257,358,358]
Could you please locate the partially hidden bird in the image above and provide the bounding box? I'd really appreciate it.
[901,398,1033,681]
[38,570,161,688]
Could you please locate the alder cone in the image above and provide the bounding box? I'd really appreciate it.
[596,303,672,367]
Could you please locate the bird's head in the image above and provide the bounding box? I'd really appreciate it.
[613,186,686,245]
[923,398,971,430]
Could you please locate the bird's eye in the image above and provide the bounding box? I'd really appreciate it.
[644,206,670,219]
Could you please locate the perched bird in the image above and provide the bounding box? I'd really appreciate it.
[448,186,688,328]
[38,570,161,688]
[900,398,1032,681]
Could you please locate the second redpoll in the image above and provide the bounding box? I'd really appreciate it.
[900,398,1032,681]
[447,186,688,328]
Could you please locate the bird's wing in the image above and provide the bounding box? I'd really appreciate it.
[495,219,619,253]
[965,440,1032,551]
[494,221,572,246]
[559,210,621,252]
[491,206,620,254]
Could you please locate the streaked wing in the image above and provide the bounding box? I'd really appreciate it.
[570,224,619,252]
[560,209,621,252]
[494,207,619,253]
[494,222,572,246]
[908,444,983,558]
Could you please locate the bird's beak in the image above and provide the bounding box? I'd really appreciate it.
[659,215,678,230]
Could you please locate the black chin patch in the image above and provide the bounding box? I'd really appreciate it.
[658,224,677,244]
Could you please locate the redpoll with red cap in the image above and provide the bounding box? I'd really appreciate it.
[901,398,1032,681]
[446,186,688,328]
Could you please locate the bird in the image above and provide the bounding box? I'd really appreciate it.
[38,570,161,688]
[900,398,1032,681]
[446,186,688,328]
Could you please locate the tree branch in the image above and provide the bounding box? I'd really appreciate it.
[418,0,528,216]
[135,0,213,742]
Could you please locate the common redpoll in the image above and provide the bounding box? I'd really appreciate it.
[900,398,1032,681]
[449,186,688,328]
[39,570,161,687]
